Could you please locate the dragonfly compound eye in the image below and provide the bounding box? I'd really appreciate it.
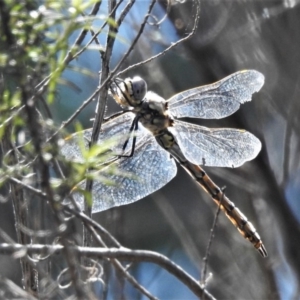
[131,76,147,102]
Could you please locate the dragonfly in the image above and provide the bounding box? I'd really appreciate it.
[61,70,267,257]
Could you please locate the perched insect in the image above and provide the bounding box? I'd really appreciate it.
[61,70,267,257]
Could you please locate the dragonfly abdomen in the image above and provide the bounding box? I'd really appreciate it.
[157,130,267,257]
[185,163,267,257]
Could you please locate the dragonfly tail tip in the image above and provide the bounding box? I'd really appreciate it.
[258,244,268,258]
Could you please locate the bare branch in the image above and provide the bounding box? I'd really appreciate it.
[201,187,225,289]
[116,0,201,76]
[63,1,103,65]
[111,0,157,75]
[35,1,103,90]
[0,243,216,300]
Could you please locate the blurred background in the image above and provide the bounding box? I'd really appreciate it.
[2,0,300,299]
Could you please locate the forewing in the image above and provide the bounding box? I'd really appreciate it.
[168,70,264,119]
[172,120,261,168]
[61,112,137,160]
[61,113,177,213]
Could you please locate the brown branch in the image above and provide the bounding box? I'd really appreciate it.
[0,243,216,300]
[82,0,119,250]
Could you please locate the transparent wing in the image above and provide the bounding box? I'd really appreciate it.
[168,70,264,119]
[61,112,177,213]
[171,120,261,168]
[89,134,177,213]
[61,112,138,158]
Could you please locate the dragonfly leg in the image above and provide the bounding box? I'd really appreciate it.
[118,116,139,158]
[103,110,127,122]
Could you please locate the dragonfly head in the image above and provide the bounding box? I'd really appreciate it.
[110,76,147,108]
[130,76,147,103]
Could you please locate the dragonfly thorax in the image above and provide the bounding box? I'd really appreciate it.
[144,91,168,115]
[136,91,174,136]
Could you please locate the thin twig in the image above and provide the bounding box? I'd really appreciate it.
[201,187,225,290]
[35,1,103,91]
[73,0,126,60]
[82,0,119,250]
[0,105,25,129]
[111,0,157,76]
[116,0,201,77]
[63,1,103,65]
[116,0,136,26]
[8,177,46,198]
